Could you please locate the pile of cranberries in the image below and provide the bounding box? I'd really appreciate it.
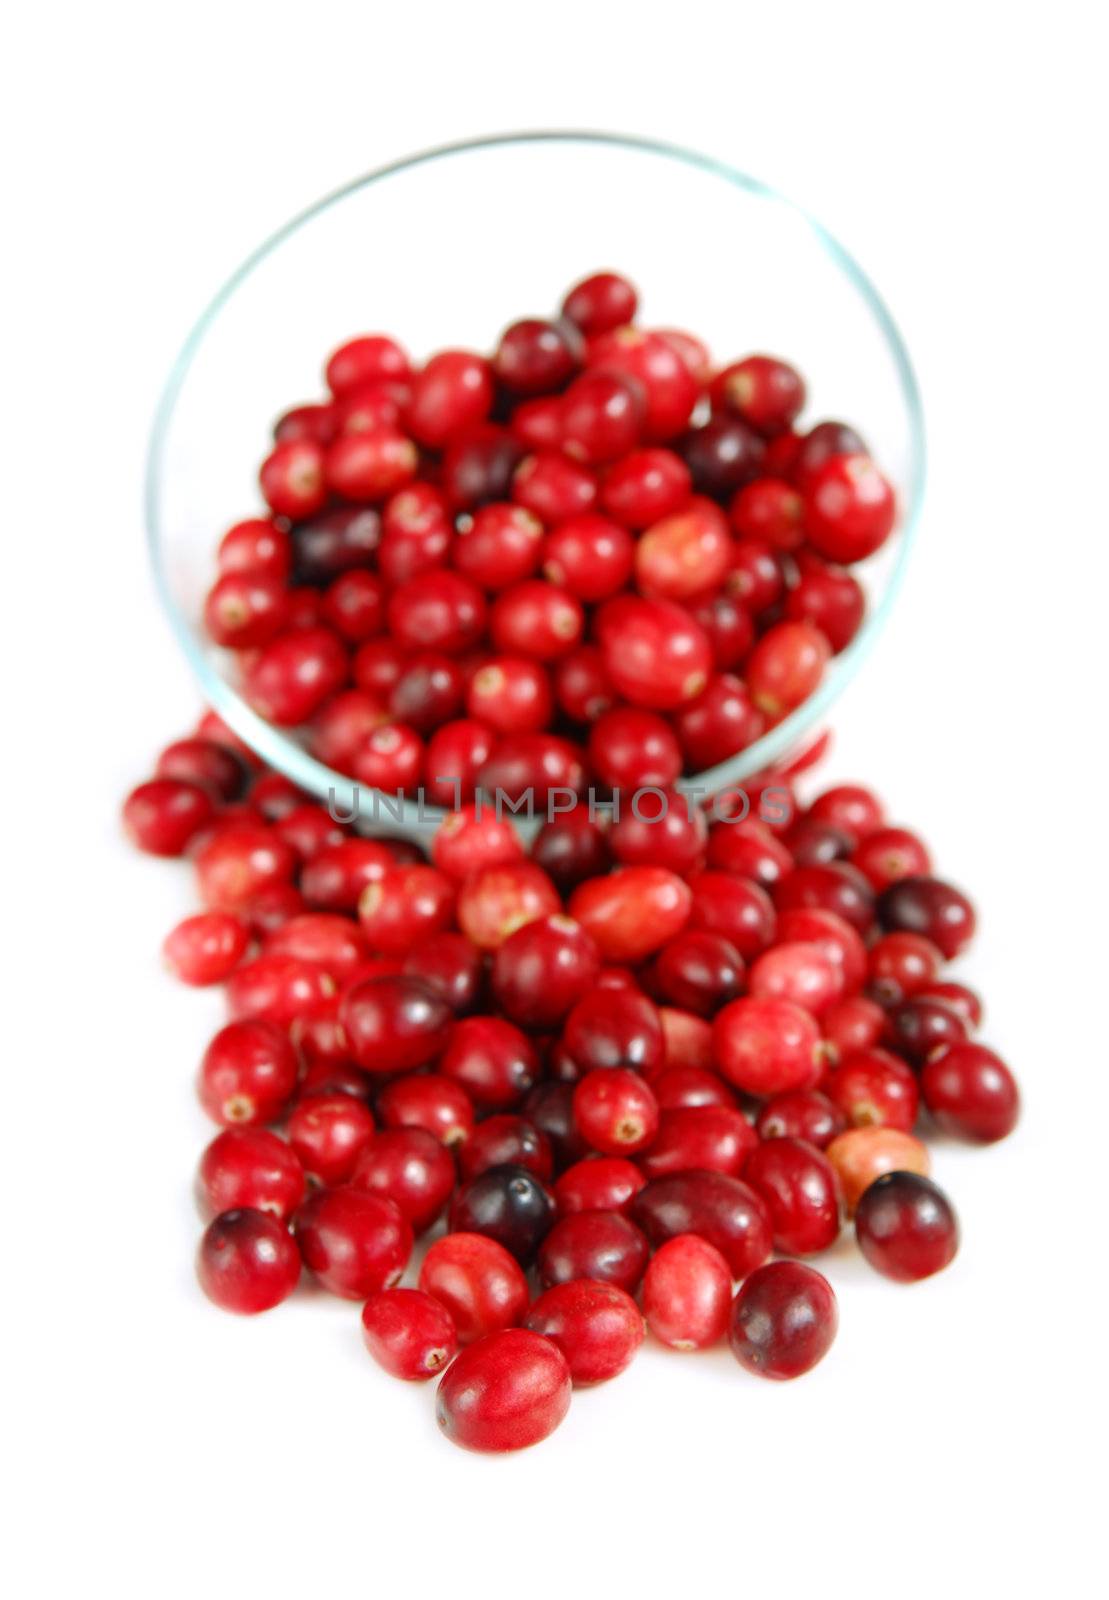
[199,269,899,800]
[125,696,1018,1450]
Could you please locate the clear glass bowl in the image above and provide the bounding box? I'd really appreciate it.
[146,130,925,842]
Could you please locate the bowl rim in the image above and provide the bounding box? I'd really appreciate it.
[145,127,926,840]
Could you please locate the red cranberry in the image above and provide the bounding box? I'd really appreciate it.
[686,871,776,960]
[377,1074,475,1148]
[652,930,745,1016]
[553,1156,646,1216]
[441,425,525,511]
[300,839,393,911]
[878,875,977,959]
[803,453,896,562]
[197,1128,306,1222]
[712,355,805,436]
[727,537,785,613]
[562,990,664,1075]
[643,1235,732,1350]
[264,912,366,977]
[441,1016,539,1111]
[123,778,215,856]
[792,421,868,489]
[325,334,410,397]
[388,654,465,733]
[531,809,611,893]
[537,1210,649,1293]
[807,784,885,841]
[457,862,561,950]
[822,995,887,1061]
[748,940,843,1015]
[743,1137,842,1255]
[608,789,707,875]
[729,1260,837,1379]
[542,512,635,602]
[387,571,486,657]
[198,1019,298,1126]
[511,395,564,450]
[349,1127,456,1231]
[675,674,764,769]
[163,912,249,986]
[466,657,553,734]
[339,975,453,1073]
[353,638,409,702]
[679,414,766,498]
[658,326,711,381]
[383,480,450,538]
[494,317,583,395]
[324,425,418,501]
[204,570,289,650]
[855,1171,958,1282]
[561,369,644,464]
[730,477,804,549]
[419,1232,529,1343]
[491,914,601,1029]
[651,1065,736,1111]
[194,824,297,913]
[601,447,691,527]
[523,1081,588,1171]
[714,997,822,1096]
[478,732,587,806]
[639,1105,757,1180]
[244,627,348,726]
[785,554,865,652]
[569,866,692,963]
[259,438,327,519]
[378,520,452,586]
[454,502,543,589]
[218,517,292,581]
[851,826,933,891]
[248,771,306,820]
[915,982,983,1030]
[596,594,711,709]
[774,861,876,935]
[405,350,493,448]
[294,1187,412,1299]
[287,1093,376,1185]
[525,1280,643,1385]
[573,1069,659,1155]
[867,931,945,1006]
[425,719,497,806]
[631,1171,772,1280]
[431,805,523,883]
[513,451,598,523]
[197,1208,300,1314]
[273,802,347,862]
[243,882,308,937]
[226,953,335,1027]
[561,271,638,336]
[361,1288,458,1381]
[458,1116,552,1184]
[705,818,793,887]
[436,1327,571,1453]
[402,931,483,1014]
[826,1126,931,1213]
[825,1048,919,1131]
[449,1164,556,1264]
[358,865,456,956]
[587,327,698,440]
[588,708,681,792]
[756,1090,845,1150]
[554,645,616,722]
[351,723,424,794]
[920,1043,1020,1142]
[690,591,756,672]
[886,997,968,1064]
[746,620,830,718]
[490,579,584,661]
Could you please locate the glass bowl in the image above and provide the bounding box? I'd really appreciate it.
[146,130,925,843]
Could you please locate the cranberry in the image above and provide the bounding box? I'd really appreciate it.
[490,914,601,1029]
[419,1232,529,1343]
[561,271,638,336]
[194,824,296,913]
[203,569,289,649]
[803,453,896,562]
[457,862,561,950]
[218,517,292,581]
[331,383,403,436]
[748,941,843,1015]
[511,395,565,450]
[730,478,804,549]
[569,867,692,963]
[826,1126,931,1213]
[351,723,424,794]
[324,425,418,502]
[458,1117,552,1185]
[272,803,346,863]
[294,1187,412,1299]
[878,875,977,959]
[675,674,764,769]
[886,997,968,1064]
[652,1065,736,1111]
[537,1210,649,1293]
[712,355,805,435]
[920,1042,1020,1142]
[123,778,215,856]
[756,1090,845,1150]
[608,789,707,875]
[454,502,543,590]
[403,932,483,1014]
[587,327,698,440]
[361,1288,458,1381]
[553,646,615,722]
[197,1128,306,1222]
[287,1093,377,1185]
[436,1327,571,1453]
[357,864,456,956]
[466,657,553,734]
[562,989,664,1075]
[326,334,410,396]
[226,953,335,1027]
[792,421,868,489]
[198,1019,298,1126]
[656,1008,714,1072]
[714,997,823,1096]
[652,930,744,1016]
[727,537,785,613]
[531,808,611,893]
[596,594,711,709]
[867,932,945,1006]
[387,654,464,733]
[742,1138,842,1255]
[561,369,644,464]
[243,883,308,937]
[387,571,486,657]
[248,771,306,820]
[601,447,691,528]
[774,862,876,935]
[425,719,497,806]
[785,554,865,652]
[494,316,583,394]
[441,425,525,511]
[259,438,327,519]
[631,1171,772,1280]
[405,350,493,448]
[449,1163,556,1264]
[349,1127,456,1232]
[855,1171,958,1282]
[264,912,366,977]
[822,995,889,1061]
[441,1016,539,1111]
[163,912,249,986]
[197,1208,300,1314]
[643,1235,732,1351]
[377,1074,475,1148]
[659,326,711,381]
[430,807,522,885]
[852,826,933,891]
[244,627,348,726]
[705,818,793,887]
[291,506,381,584]
[522,1081,588,1171]
[746,620,830,718]
[352,636,408,700]
[339,975,453,1074]
[524,1280,644,1385]
[573,1069,659,1156]
[542,512,635,603]
[691,591,756,671]
[587,708,680,793]
[915,982,983,1030]
[553,1156,646,1216]
[730,1260,837,1380]
[513,451,598,524]
[490,579,584,661]
[686,871,776,960]
[300,839,393,911]
[378,521,452,586]
[383,480,450,538]
[825,1048,919,1132]
[639,1105,757,1180]
[774,907,867,995]
[478,732,588,807]
[679,414,765,498]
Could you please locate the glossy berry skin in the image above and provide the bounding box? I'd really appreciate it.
[197,1128,306,1222]
[712,355,805,435]
[243,627,349,726]
[326,333,410,396]
[554,645,615,722]
[569,868,692,964]
[163,912,249,986]
[601,447,691,528]
[525,1280,644,1385]
[635,499,733,602]
[466,657,552,734]
[156,737,249,801]
[436,1328,571,1453]
[300,839,394,912]
[358,865,456,956]
[825,1048,920,1132]
[402,932,483,1014]
[686,871,776,961]
[124,775,220,860]
[293,1188,412,1299]
[449,1164,556,1264]
[442,425,526,511]
[225,953,335,1028]
[361,1288,458,1381]
[388,571,487,657]
[587,327,698,441]
[674,674,764,770]
[803,453,896,563]
[377,1075,475,1148]
[609,792,707,877]
[441,1016,540,1110]
[774,862,876,936]
[458,1116,553,1184]
[587,707,681,792]
[886,998,968,1065]
[714,997,823,1096]
[632,1171,772,1281]
[562,991,664,1075]
[866,932,945,1007]
[457,863,561,951]
[424,720,497,807]
[855,1171,959,1282]
[197,1209,300,1315]
[198,1020,299,1126]
[746,621,830,718]
[643,1235,733,1350]
[573,1069,660,1156]
[652,931,745,1017]
[538,1210,650,1293]
[561,271,638,336]
[729,1261,837,1379]
[431,805,524,882]
[491,915,601,1029]
[730,477,804,549]
[851,827,933,892]
[513,451,598,524]
[339,976,453,1074]
[454,502,543,590]
[553,1157,646,1217]
[419,1232,529,1344]
[920,1043,1020,1142]
[494,317,583,395]
[259,439,327,519]
[561,369,644,464]
[490,579,584,661]
[405,350,493,448]
[287,1093,377,1185]
[651,1065,736,1112]
[639,1105,757,1180]
[748,941,843,1016]
[194,825,298,914]
[531,810,612,894]
[349,1127,457,1232]
[742,1138,842,1256]
[218,517,292,580]
[878,876,977,960]
[596,595,711,710]
[784,554,865,652]
[826,1127,931,1213]
[914,982,983,1031]
[756,1090,845,1151]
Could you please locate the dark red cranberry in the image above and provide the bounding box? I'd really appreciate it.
[562,990,664,1076]
[402,932,483,1014]
[792,421,868,489]
[561,271,638,336]
[388,654,464,734]
[651,1065,735,1111]
[242,882,308,937]
[491,914,601,1029]
[674,674,764,769]
[730,477,804,549]
[596,594,712,709]
[756,1090,845,1149]
[348,1126,456,1232]
[587,707,681,792]
[378,520,452,586]
[679,414,765,498]
[825,1048,919,1132]
[299,839,392,912]
[361,1288,458,1381]
[198,1019,298,1126]
[477,733,588,808]
[287,1093,376,1185]
[826,1127,930,1214]
[601,447,691,528]
[524,1280,644,1385]
[712,355,805,436]
[727,537,784,613]
[405,350,493,448]
[553,1156,645,1216]
[123,778,215,856]
[705,818,792,886]
[357,864,456,956]
[537,1210,649,1292]
[803,453,896,563]
[631,1171,772,1280]
[686,871,776,961]
[878,875,976,959]
[376,1074,475,1148]
[513,451,598,523]
[639,1104,757,1180]
[218,518,292,581]
[531,808,611,893]
[494,317,583,394]
[785,553,865,652]
[729,1260,837,1378]
[197,1128,305,1222]
[326,334,410,397]
[436,1328,571,1452]
[867,932,945,1007]
[914,982,983,1030]
[458,1116,552,1184]
[449,1163,556,1264]
[293,1187,412,1299]
[273,803,347,863]
[243,627,348,726]
[291,506,381,585]
[248,771,308,820]
[522,1081,588,1171]
[419,1232,529,1343]
[440,1016,539,1110]
[441,425,525,511]
[855,1171,959,1282]
[387,571,486,657]
[561,369,644,464]
[554,645,616,722]
[921,1043,1019,1142]
[743,1138,842,1255]
[785,818,853,868]
[652,930,744,1016]
[642,1235,732,1350]
[774,861,876,935]
[822,995,887,1061]
[690,591,756,672]
[339,975,453,1074]
[351,638,409,702]
[608,789,707,875]
[886,997,968,1064]
[197,1208,300,1314]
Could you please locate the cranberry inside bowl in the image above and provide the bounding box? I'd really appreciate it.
[146,131,925,844]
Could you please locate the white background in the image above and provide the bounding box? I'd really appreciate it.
[5,4,1107,1596]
